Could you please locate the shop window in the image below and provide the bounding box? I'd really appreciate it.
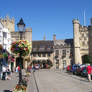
[38,53,41,57]
[33,53,36,57]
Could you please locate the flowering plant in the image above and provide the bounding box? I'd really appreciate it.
[13,85,26,92]
[11,40,32,56]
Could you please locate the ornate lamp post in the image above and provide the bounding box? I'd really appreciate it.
[17,18,25,85]
[17,18,25,40]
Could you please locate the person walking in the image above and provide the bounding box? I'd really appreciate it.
[2,65,7,80]
[87,64,92,81]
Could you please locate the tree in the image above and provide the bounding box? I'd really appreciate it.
[82,55,91,64]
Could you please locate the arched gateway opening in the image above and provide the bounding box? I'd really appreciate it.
[82,55,91,64]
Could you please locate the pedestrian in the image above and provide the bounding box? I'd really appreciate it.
[2,65,7,80]
[18,66,20,72]
[87,64,92,81]
[6,68,11,80]
[15,66,18,72]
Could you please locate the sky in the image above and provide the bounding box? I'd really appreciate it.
[0,0,92,40]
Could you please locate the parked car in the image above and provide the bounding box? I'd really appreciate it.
[75,64,86,75]
[34,64,40,70]
[81,66,88,77]
[72,64,79,75]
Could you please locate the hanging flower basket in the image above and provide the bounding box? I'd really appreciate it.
[11,40,32,56]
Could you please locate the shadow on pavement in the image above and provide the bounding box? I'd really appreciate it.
[3,90,12,92]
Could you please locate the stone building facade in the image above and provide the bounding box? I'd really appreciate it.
[53,35,73,69]
[88,19,92,63]
[10,19,32,69]
[0,16,15,32]
[73,19,89,64]
[11,28,32,43]
[31,40,54,69]
[0,23,11,52]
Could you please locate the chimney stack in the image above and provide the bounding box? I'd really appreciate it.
[53,34,56,41]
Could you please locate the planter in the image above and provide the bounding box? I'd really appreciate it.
[13,85,27,92]
[13,89,26,92]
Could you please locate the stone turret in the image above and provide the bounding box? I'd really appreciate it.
[0,15,15,32]
[73,19,82,64]
[88,18,92,63]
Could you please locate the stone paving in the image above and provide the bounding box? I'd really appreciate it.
[27,71,38,92]
[31,69,92,92]
[1,69,92,92]
[0,72,18,92]
[0,70,27,92]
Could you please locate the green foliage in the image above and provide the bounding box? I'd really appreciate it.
[82,55,91,64]
[3,53,8,57]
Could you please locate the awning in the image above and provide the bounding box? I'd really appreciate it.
[33,57,48,60]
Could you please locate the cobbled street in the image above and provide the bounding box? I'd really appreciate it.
[29,69,92,92]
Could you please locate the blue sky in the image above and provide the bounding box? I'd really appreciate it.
[0,0,92,40]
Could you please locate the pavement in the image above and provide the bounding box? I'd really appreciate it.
[0,70,27,92]
[27,71,38,92]
[1,69,92,92]
[29,69,92,92]
[0,72,18,92]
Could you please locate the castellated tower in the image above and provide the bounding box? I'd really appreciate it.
[73,19,82,64]
[0,16,15,32]
[88,18,92,63]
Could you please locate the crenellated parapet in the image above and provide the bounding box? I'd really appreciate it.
[0,15,15,32]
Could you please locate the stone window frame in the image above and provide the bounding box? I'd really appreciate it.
[62,49,66,57]
[55,49,59,56]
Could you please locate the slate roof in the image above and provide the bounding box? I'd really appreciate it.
[32,40,54,53]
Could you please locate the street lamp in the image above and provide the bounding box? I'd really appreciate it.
[17,18,25,40]
[17,18,25,85]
